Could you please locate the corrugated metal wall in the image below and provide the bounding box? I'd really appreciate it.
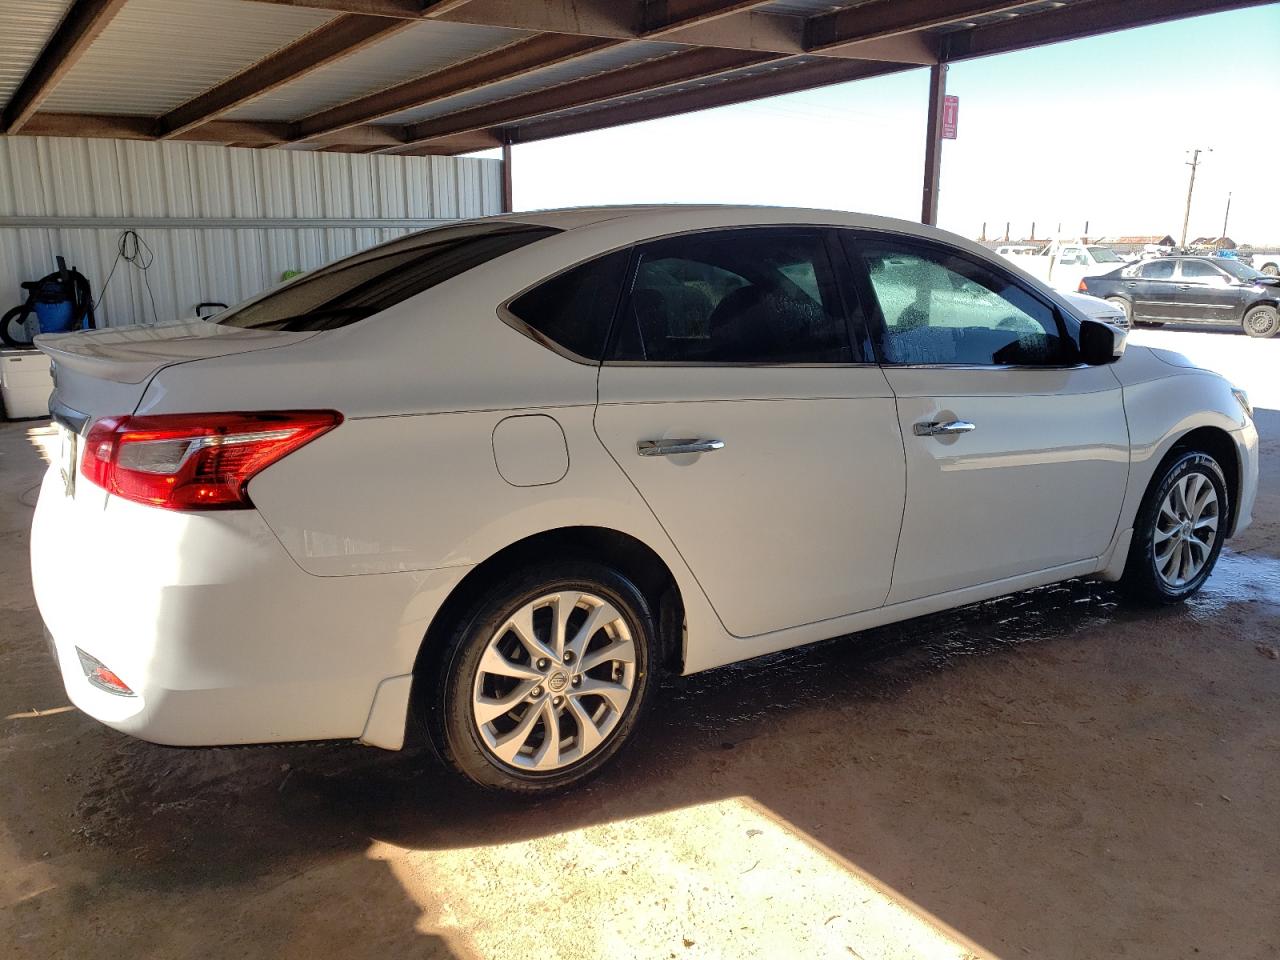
[0,136,503,328]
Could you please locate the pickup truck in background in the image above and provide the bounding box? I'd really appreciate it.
[998,240,1128,293]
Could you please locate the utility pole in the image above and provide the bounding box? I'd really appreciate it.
[1180,147,1211,250]
[1221,192,1232,241]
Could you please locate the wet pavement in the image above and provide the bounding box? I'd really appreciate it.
[2,361,1278,958]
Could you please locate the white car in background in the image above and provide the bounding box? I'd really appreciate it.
[31,206,1258,794]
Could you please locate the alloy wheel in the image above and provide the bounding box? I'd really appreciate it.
[1152,472,1219,588]
[471,591,636,772]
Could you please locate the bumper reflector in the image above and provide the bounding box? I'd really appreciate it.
[75,647,136,697]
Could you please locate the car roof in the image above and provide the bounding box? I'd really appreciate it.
[493,204,941,237]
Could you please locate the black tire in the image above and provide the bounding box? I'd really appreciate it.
[427,561,655,795]
[1242,305,1279,339]
[1104,296,1132,325]
[0,304,34,348]
[1121,450,1229,604]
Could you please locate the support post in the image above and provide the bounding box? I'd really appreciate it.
[920,62,947,226]
[500,139,514,213]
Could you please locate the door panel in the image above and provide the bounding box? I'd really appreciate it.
[1131,261,1178,320]
[884,365,1129,603]
[1171,263,1242,323]
[595,367,904,637]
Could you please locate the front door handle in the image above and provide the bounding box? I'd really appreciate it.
[913,420,976,437]
[637,438,725,457]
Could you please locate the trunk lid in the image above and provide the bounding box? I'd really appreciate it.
[38,321,318,425]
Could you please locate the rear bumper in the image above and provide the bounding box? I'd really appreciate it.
[31,465,468,747]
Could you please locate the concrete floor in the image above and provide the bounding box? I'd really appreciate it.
[2,330,1278,960]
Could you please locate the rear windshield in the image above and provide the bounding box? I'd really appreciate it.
[1087,246,1123,263]
[217,222,558,331]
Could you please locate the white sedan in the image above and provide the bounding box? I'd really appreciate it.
[31,206,1258,794]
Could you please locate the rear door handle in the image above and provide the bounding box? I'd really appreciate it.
[637,438,725,457]
[913,420,976,437]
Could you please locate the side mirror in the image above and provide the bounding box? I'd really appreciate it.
[1078,317,1126,365]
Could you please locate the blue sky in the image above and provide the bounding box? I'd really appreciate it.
[491,5,1280,245]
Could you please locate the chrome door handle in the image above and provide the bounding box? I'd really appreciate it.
[637,438,725,457]
[913,420,976,437]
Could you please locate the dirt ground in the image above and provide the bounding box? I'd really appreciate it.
[2,332,1278,960]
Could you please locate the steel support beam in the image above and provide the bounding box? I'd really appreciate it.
[500,140,513,212]
[920,62,947,226]
[387,46,783,152]
[294,34,619,142]
[942,0,1272,59]
[160,15,412,137]
[507,58,912,147]
[1,0,130,133]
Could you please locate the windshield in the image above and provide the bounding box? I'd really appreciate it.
[217,222,558,331]
[1216,259,1264,280]
[1087,246,1123,263]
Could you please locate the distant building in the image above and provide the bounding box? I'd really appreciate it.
[1094,235,1176,256]
[1189,236,1236,250]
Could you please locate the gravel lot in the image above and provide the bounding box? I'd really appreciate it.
[2,327,1277,960]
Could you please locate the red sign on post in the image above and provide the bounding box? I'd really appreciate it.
[942,95,959,140]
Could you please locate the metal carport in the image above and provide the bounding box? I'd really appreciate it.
[0,0,1268,325]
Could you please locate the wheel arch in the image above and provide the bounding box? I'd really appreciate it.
[407,526,686,742]
[1164,425,1240,534]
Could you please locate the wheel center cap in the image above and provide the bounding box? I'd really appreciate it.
[1180,520,1193,539]
[547,671,568,693]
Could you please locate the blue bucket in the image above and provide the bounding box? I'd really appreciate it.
[34,298,76,334]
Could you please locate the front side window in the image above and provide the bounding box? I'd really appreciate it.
[610,230,854,363]
[1180,259,1223,280]
[1139,260,1175,280]
[858,239,1069,366]
[218,222,558,331]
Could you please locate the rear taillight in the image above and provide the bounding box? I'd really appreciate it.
[82,411,341,510]
[1077,279,1088,292]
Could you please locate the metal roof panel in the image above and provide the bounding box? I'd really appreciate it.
[40,0,335,116]
[0,0,74,108]
[223,19,533,122]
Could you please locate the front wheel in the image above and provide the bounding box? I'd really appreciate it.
[430,561,655,794]
[1243,305,1279,338]
[1122,451,1229,603]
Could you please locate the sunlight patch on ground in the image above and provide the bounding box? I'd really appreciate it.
[25,423,57,467]
[371,796,988,960]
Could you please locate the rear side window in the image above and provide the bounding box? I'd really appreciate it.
[506,250,629,360]
[218,222,558,331]
[610,229,854,364]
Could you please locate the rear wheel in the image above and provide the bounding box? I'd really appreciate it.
[429,561,654,794]
[1261,262,1279,277]
[1242,305,1279,338]
[1122,451,1229,603]
[1104,296,1132,325]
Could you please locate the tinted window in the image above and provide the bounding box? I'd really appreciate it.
[1218,259,1262,280]
[859,240,1069,366]
[610,230,853,363]
[1180,260,1223,279]
[507,250,628,360]
[1139,260,1175,280]
[219,222,557,331]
